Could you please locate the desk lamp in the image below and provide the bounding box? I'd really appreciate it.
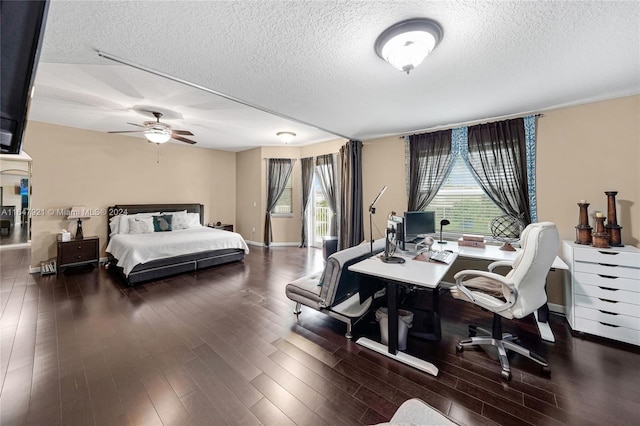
[368,186,386,255]
[68,206,90,240]
[438,219,450,244]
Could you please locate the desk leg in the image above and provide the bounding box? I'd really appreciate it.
[355,279,438,376]
[387,282,398,355]
[535,281,555,342]
[534,306,555,343]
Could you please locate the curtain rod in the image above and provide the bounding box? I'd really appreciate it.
[96,50,352,141]
[397,113,545,139]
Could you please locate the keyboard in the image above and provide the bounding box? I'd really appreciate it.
[429,250,455,264]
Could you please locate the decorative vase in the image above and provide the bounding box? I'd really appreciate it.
[604,191,623,247]
[591,215,609,248]
[575,202,592,245]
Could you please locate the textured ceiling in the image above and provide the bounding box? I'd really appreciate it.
[28,0,640,151]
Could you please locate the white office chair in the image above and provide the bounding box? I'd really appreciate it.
[451,222,560,380]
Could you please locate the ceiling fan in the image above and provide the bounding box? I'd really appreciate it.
[108,111,196,144]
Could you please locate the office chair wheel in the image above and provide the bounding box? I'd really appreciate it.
[501,370,512,381]
[541,366,551,377]
[456,343,464,353]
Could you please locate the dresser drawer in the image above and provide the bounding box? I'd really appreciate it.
[574,317,640,346]
[574,246,640,268]
[574,271,639,292]
[573,247,640,268]
[574,281,640,304]
[575,306,640,330]
[574,261,640,280]
[575,294,640,317]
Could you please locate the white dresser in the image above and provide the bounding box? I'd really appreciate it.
[561,241,640,346]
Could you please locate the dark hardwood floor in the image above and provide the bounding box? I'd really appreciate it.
[1,245,638,425]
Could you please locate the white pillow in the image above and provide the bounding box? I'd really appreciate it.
[109,215,120,237]
[165,210,188,230]
[128,216,154,234]
[119,212,160,234]
[186,212,202,228]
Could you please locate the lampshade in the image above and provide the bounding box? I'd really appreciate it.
[375,18,443,74]
[67,206,91,220]
[276,131,296,144]
[144,128,172,144]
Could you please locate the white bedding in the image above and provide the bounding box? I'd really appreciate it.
[106,227,250,276]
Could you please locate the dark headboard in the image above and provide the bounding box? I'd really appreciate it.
[107,203,204,241]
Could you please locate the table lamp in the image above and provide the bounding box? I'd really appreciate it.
[67,206,90,239]
[438,219,450,244]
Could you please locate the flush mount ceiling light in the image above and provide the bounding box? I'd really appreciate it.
[277,131,296,144]
[144,122,172,144]
[375,18,443,74]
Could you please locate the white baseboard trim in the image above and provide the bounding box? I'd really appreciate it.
[0,242,31,251]
[245,240,301,248]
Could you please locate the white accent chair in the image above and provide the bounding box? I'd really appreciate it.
[286,239,385,339]
[451,222,560,380]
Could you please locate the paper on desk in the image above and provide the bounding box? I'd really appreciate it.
[413,252,430,262]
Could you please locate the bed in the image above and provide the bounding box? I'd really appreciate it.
[106,203,249,285]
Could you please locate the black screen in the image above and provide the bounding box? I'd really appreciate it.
[404,211,436,238]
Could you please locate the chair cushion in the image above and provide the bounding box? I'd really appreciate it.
[285,271,324,308]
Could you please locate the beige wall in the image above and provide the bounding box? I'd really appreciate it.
[537,95,639,247]
[17,95,639,306]
[359,95,640,306]
[235,139,346,245]
[23,121,236,267]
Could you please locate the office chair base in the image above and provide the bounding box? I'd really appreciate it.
[456,333,549,381]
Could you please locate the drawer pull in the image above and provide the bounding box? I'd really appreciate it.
[598,298,618,304]
[598,310,618,316]
[598,286,618,291]
[598,251,618,256]
[598,263,618,268]
[597,274,618,279]
[599,322,619,328]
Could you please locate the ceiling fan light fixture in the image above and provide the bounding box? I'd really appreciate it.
[276,131,296,144]
[144,128,172,144]
[375,18,443,74]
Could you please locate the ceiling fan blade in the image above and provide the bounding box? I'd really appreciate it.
[126,122,147,128]
[172,130,194,136]
[108,130,145,134]
[172,135,197,145]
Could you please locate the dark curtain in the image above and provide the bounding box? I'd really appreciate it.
[316,154,338,236]
[339,140,364,249]
[466,118,531,224]
[300,157,314,247]
[264,158,295,247]
[407,129,454,211]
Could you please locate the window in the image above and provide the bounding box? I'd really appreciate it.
[273,174,293,215]
[426,156,503,236]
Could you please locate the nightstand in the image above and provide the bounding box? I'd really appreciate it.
[208,223,233,232]
[57,236,99,272]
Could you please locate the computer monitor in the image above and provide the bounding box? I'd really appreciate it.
[404,211,436,243]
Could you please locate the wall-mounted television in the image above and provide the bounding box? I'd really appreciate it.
[1,1,49,154]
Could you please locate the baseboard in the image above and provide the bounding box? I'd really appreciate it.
[0,242,31,251]
[245,240,301,248]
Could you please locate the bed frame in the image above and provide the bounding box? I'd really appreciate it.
[107,203,245,286]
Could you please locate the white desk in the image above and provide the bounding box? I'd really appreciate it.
[430,242,568,342]
[349,242,568,376]
[349,250,458,376]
